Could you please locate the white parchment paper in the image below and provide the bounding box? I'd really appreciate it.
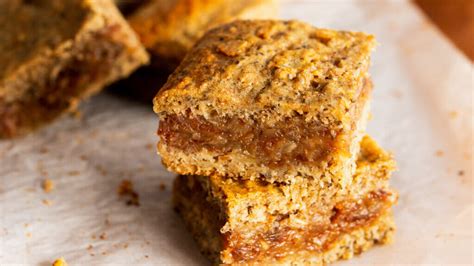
[1,0,472,265]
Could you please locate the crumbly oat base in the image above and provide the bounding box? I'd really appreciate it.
[0,0,148,138]
[128,0,277,68]
[173,136,397,264]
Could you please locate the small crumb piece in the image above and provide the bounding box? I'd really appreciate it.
[117,179,140,206]
[67,170,80,176]
[145,143,154,151]
[25,232,32,238]
[39,147,48,154]
[42,199,53,206]
[42,178,54,193]
[99,233,107,240]
[80,155,88,161]
[435,150,444,157]
[145,255,149,259]
[91,234,97,240]
[52,258,67,266]
[449,111,459,119]
[123,243,129,249]
[87,244,93,250]
[159,182,166,191]
[458,170,465,176]
[95,165,108,176]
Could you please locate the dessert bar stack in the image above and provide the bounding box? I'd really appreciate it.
[154,20,397,264]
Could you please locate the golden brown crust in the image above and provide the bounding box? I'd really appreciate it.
[154,20,376,129]
[172,135,397,264]
[128,0,277,67]
[0,0,149,138]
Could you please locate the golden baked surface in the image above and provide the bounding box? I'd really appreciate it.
[154,20,376,128]
[129,0,275,64]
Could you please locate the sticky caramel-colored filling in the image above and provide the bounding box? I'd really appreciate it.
[0,25,125,137]
[159,80,371,168]
[225,190,392,263]
[159,113,336,167]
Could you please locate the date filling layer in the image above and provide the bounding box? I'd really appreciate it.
[159,80,371,168]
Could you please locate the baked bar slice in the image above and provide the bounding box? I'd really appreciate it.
[0,0,149,138]
[128,0,277,69]
[173,136,397,264]
[155,20,376,184]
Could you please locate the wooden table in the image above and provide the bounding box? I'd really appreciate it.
[415,0,474,61]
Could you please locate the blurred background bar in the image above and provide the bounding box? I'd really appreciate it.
[415,0,474,61]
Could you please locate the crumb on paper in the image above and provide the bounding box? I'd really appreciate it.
[435,150,444,157]
[463,152,471,160]
[42,179,54,193]
[67,170,80,176]
[25,232,32,238]
[102,251,107,256]
[117,179,140,206]
[458,170,465,176]
[449,111,459,119]
[39,147,48,154]
[145,143,154,151]
[96,165,108,176]
[76,137,84,145]
[87,244,93,250]
[42,199,53,206]
[79,155,88,161]
[145,255,149,259]
[105,218,111,226]
[25,187,36,192]
[52,257,67,266]
[123,243,129,249]
[89,130,98,138]
[99,233,107,240]
[159,182,166,191]
[91,234,97,240]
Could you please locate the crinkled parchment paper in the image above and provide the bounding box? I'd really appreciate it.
[1,0,472,264]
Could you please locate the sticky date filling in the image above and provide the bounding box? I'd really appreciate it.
[159,114,337,167]
[225,190,392,262]
[159,79,370,168]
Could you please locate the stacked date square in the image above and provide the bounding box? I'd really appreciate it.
[154,20,397,265]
